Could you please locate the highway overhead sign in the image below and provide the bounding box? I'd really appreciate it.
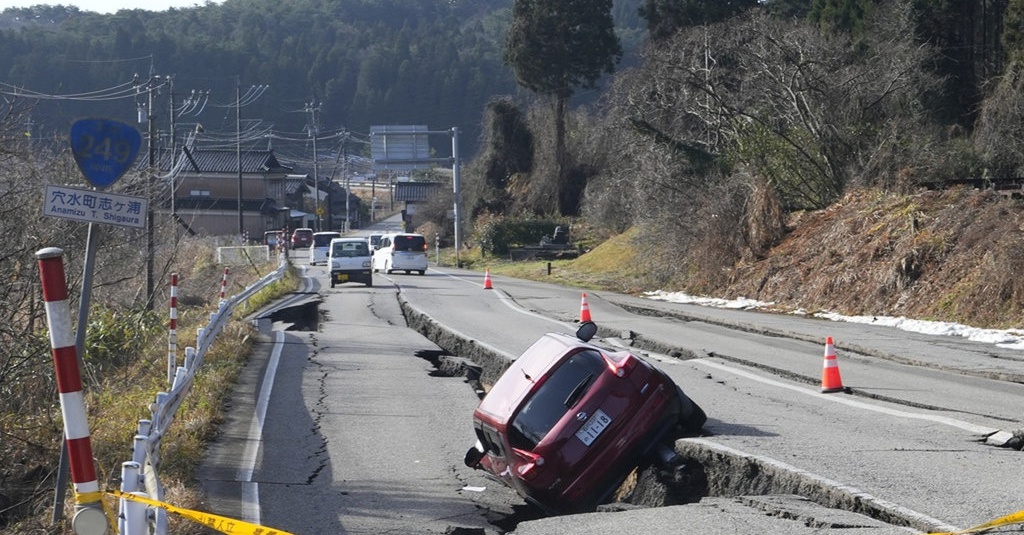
[70,118,141,189]
[43,184,147,229]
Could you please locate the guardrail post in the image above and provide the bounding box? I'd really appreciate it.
[35,247,107,535]
[172,366,188,391]
[119,462,147,535]
[184,346,196,371]
[132,434,147,467]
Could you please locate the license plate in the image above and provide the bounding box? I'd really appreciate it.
[334,274,348,282]
[575,409,612,446]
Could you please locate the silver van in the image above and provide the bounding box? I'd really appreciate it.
[371,233,428,275]
[309,231,341,265]
[328,237,372,287]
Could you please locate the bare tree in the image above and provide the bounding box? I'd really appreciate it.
[620,5,937,210]
[577,2,940,285]
[973,58,1024,177]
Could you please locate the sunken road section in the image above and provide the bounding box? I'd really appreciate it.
[395,292,947,533]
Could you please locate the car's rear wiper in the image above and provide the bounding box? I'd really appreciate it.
[563,374,594,408]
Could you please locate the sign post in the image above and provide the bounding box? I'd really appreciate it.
[48,119,141,528]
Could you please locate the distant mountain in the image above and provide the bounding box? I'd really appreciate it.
[0,0,646,159]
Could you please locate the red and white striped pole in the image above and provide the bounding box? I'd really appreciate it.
[168,273,178,385]
[219,267,229,301]
[36,247,108,533]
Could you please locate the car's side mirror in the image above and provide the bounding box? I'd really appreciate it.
[464,446,484,468]
[576,321,597,342]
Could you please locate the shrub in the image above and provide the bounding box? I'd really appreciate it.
[473,214,567,255]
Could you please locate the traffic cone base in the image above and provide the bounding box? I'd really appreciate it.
[821,336,845,393]
[579,292,592,323]
[483,269,493,290]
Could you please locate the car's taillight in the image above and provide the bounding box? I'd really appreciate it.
[512,448,545,480]
[603,351,638,378]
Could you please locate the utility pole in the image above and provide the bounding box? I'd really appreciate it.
[146,75,156,309]
[168,76,176,232]
[229,80,268,240]
[306,100,322,232]
[451,126,462,267]
[135,69,163,310]
[236,79,243,239]
[343,132,350,232]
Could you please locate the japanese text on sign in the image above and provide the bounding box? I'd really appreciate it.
[43,184,148,229]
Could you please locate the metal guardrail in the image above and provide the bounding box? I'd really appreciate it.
[118,254,288,535]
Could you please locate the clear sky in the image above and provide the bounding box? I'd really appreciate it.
[0,0,224,14]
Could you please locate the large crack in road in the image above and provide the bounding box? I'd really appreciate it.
[264,290,1019,533]
[390,292,955,533]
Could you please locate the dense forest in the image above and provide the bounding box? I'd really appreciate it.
[0,0,647,160]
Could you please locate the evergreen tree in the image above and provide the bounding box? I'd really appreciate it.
[764,0,813,19]
[639,0,759,41]
[504,0,621,215]
[911,0,984,129]
[1006,0,1024,60]
[808,0,875,36]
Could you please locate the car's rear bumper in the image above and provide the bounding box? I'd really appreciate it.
[331,269,372,283]
[531,380,683,513]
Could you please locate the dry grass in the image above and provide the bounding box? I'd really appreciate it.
[454,187,1024,331]
[712,187,1024,328]
[2,240,299,535]
[444,226,661,294]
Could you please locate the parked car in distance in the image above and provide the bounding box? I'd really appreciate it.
[464,321,706,515]
[263,230,284,248]
[309,231,342,265]
[372,233,428,275]
[328,237,372,287]
[291,227,314,249]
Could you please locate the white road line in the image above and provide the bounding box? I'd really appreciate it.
[693,358,999,435]
[440,269,577,329]
[237,329,286,524]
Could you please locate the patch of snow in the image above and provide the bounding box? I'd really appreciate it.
[644,291,1024,351]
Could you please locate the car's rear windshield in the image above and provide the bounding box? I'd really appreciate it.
[509,349,605,451]
[313,233,341,247]
[332,241,369,257]
[393,235,425,252]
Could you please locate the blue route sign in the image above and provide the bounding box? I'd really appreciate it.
[70,118,142,189]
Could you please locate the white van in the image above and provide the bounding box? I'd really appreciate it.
[309,231,341,265]
[328,237,372,287]
[372,233,428,275]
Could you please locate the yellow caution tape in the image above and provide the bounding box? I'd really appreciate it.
[107,490,296,535]
[927,510,1024,534]
[75,490,104,504]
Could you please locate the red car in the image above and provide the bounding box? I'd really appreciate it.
[291,227,314,249]
[464,322,706,514]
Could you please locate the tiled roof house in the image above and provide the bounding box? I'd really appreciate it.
[394,181,442,229]
[158,148,292,239]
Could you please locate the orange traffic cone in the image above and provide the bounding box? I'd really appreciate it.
[579,292,593,323]
[483,269,493,290]
[821,336,845,393]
